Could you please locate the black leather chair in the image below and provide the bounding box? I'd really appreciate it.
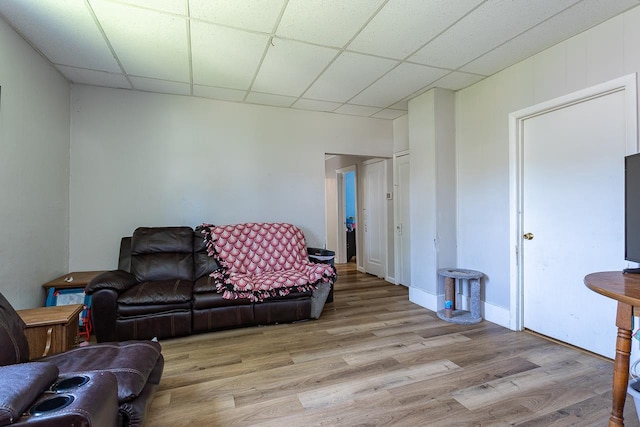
[0,292,163,427]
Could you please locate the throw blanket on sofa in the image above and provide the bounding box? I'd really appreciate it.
[201,223,336,301]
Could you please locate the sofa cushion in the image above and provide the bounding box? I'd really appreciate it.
[119,280,193,306]
[193,275,219,294]
[42,341,162,402]
[130,227,194,282]
[192,291,252,310]
[0,293,30,365]
[0,362,59,426]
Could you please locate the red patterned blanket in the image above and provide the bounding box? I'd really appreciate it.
[200,223,336,301]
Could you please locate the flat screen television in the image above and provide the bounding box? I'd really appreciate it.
[625,152,640,272]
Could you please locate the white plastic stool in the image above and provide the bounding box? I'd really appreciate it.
[437,268,484,324]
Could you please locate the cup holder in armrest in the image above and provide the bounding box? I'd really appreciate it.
[29,395,74,415]
[51,375,90,392]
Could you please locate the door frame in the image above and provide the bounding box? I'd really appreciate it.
[394,150,410,286]
[336,165,357,264]
[508,73,638,331]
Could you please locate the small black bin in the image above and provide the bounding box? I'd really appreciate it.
[308,248,336,303]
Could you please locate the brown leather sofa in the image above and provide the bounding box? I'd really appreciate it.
[0,292,164,427]
[86,226,334,343]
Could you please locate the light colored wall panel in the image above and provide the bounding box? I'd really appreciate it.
[586,15,624,86]
[434,89,456,272]
[407,88,456,304]
[565,32,588,94]
[393,115,409,153]
[623,6,640,74]
[69,86,393,270]
[408,91,436,293]
[0,18,70,309]
[533,43,567,104]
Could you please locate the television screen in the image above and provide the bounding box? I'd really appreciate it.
[626,153,640,263]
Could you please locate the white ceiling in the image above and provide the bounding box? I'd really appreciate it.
[1,0,639,120]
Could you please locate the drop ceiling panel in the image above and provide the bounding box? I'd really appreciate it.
[304,52,398,102]
[252,38,338,97]
[461,0,640,75]
[106,0,188,15]
[348,0,484,60]
[191,21,269,89]
[334,104,383,117]
[189,0,284,33]
[372,109,407,120]
[129,76,191,95]
[57,65,131,88]
[410,0,581,69]
[390,99,409,110]
[0,0,120,72]
[91,1,190,81]
[277,0,384,47]
[194,85,246,102]
[292,98,342,112]
[350,63,449,107]
[431,71,486,91]
[246,92,297,107]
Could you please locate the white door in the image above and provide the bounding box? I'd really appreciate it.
[395,154,411,286]
[522,90,626,358]
[363,160,385,277]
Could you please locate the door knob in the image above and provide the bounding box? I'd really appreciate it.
[523,232,534,240]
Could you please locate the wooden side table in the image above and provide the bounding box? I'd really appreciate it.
[584,271,640,426]
[42,271,106,304]
[17,304,83,360]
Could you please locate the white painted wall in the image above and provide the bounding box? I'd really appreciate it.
[393,114,409,153]
[69,86,393,270]
[407,89,456,310]
[456,5,640,322]
[0,18,70,308]
[408,91,436,296]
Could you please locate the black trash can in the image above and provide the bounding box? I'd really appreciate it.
[308,248,336,303]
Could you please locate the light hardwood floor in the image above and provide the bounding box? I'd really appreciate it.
[146,263,640,426]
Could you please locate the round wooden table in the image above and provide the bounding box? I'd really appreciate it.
[584,271,640,426]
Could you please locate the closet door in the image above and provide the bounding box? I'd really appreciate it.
[363,160,385,278]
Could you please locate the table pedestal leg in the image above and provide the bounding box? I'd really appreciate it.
[610,302,632,426]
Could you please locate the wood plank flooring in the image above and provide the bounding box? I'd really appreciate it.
[146,263,640,426]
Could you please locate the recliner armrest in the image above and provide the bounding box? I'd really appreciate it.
[85,270,138,295]
[0,362,59,426]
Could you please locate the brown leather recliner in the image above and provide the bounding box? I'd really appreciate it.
[87,226,201,342]
[0,292,163,427]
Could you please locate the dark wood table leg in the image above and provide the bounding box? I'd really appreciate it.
[610,302,633,426]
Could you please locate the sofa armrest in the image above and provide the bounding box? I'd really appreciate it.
[85,272,135,341]
[89,289,119,343]
[310,282,331,319]
[85,270,138,295]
